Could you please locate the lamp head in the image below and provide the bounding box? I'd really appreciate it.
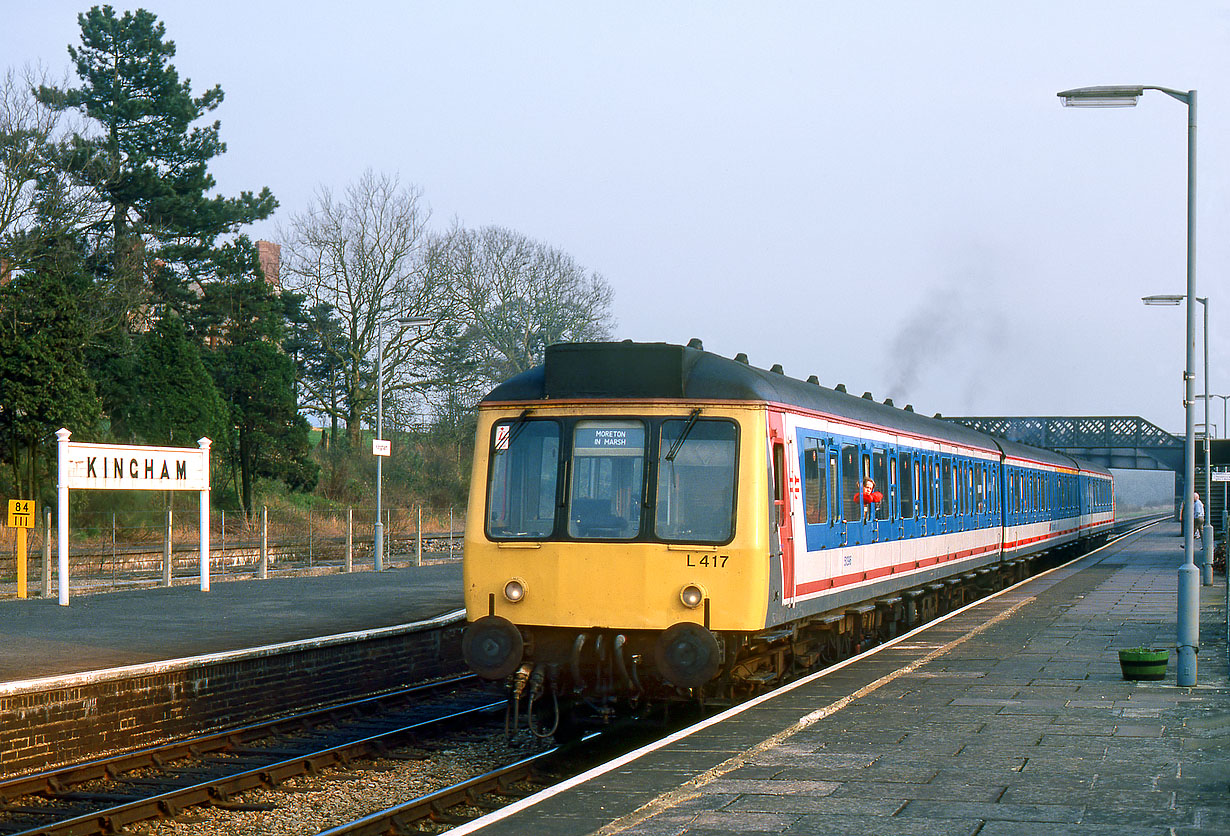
[1142,294,1184,306]
[1058,86,1144,107]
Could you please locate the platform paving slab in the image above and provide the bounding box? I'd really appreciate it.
[0,562,463,682]
[467,524,1229,836]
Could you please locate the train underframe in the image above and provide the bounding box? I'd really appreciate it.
[488,544,1096,740]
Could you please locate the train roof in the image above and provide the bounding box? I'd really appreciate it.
[482,342,1019,458]
[483,341,1112,477]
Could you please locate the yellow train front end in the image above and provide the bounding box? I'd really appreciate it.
[462,399,772,711]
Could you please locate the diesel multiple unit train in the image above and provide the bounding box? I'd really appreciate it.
[462,340,1114,728]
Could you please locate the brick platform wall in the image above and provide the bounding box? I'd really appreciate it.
[0,617,466,779]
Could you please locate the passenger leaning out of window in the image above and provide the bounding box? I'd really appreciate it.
[861,478,883,521]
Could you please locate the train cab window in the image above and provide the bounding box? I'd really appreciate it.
[942,459,953,515]
[486,419,561,540]
[803,439,824,525]
[656,419,737,543]
[900,452,915,518]
[569,420,646,540]
[873,450,890,521]
[842,445,860,522]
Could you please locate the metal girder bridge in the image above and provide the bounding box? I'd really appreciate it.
[940,416,1183,472]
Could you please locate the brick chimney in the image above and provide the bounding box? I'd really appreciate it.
[256,240,281,289]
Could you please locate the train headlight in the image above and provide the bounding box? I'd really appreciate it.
[680,584,705,609]
[503,578,527,603]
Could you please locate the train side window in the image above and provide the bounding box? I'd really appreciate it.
[942,459,953,515]
[842,445,860,522]
[828,452,840,523]
[772,442,785,527]
[927,457,936,517]
[889,456,898,520]
[873,449,889,520]
[804,439,823,525]
[900,452,915,518]
[976,464,985,513]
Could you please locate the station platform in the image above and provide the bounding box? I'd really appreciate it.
[0,562,464,684]
[468,523,1230,836]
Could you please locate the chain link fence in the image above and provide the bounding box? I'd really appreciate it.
[0,505,465,598]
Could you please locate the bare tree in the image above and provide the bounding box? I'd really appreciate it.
[433,224,615,392]
[0,65,99,254]
[280,170,440,443]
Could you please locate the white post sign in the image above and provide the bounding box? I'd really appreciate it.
[56,429,211,605]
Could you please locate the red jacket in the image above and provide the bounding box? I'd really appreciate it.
[861,488,883,504]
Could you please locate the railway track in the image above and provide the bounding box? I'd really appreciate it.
[314,746,563,836]
[309,516,1167,836]
[3,518,1164,836]
[0,675,501,836]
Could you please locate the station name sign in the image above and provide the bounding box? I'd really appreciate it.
[62,441,209,491]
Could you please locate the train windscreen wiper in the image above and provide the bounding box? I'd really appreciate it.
[504,408,533,450]
[665,408,702,462]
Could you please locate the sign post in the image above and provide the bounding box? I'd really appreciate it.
[7,499,34,598]
[55,429,210,606]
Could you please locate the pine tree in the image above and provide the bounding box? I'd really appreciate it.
[36,5,276,318]
[193,238,318,517]
[0,216,102,503]
[127,313,227,448]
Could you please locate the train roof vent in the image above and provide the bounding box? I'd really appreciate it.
[862,391,874,400]
[770,363,784,375]
[883,398,894,407]
[835,383,847,393]
[734,352,749,364]
[687,337,704,349]
[904,404,915,412]
[806,375,820,385]
[934,412,943,418]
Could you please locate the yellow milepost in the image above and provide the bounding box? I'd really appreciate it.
[8,499,35,599]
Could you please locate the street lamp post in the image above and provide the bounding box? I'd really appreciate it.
[1061,84,1200,686]
[1198,394,1230,439]
[1144,294,1215,586]
[374,316,434,571]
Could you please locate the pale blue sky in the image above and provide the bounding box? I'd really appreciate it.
[4,2,1229,436]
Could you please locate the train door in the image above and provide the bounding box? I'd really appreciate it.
[839,442,866,546]
[799,434,842,553]
[899,449,918,541]
[767,411,796,600]
[955,460,966,533]
[870,446,890,543]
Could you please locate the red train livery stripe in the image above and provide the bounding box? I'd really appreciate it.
[791,515,1112,599]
